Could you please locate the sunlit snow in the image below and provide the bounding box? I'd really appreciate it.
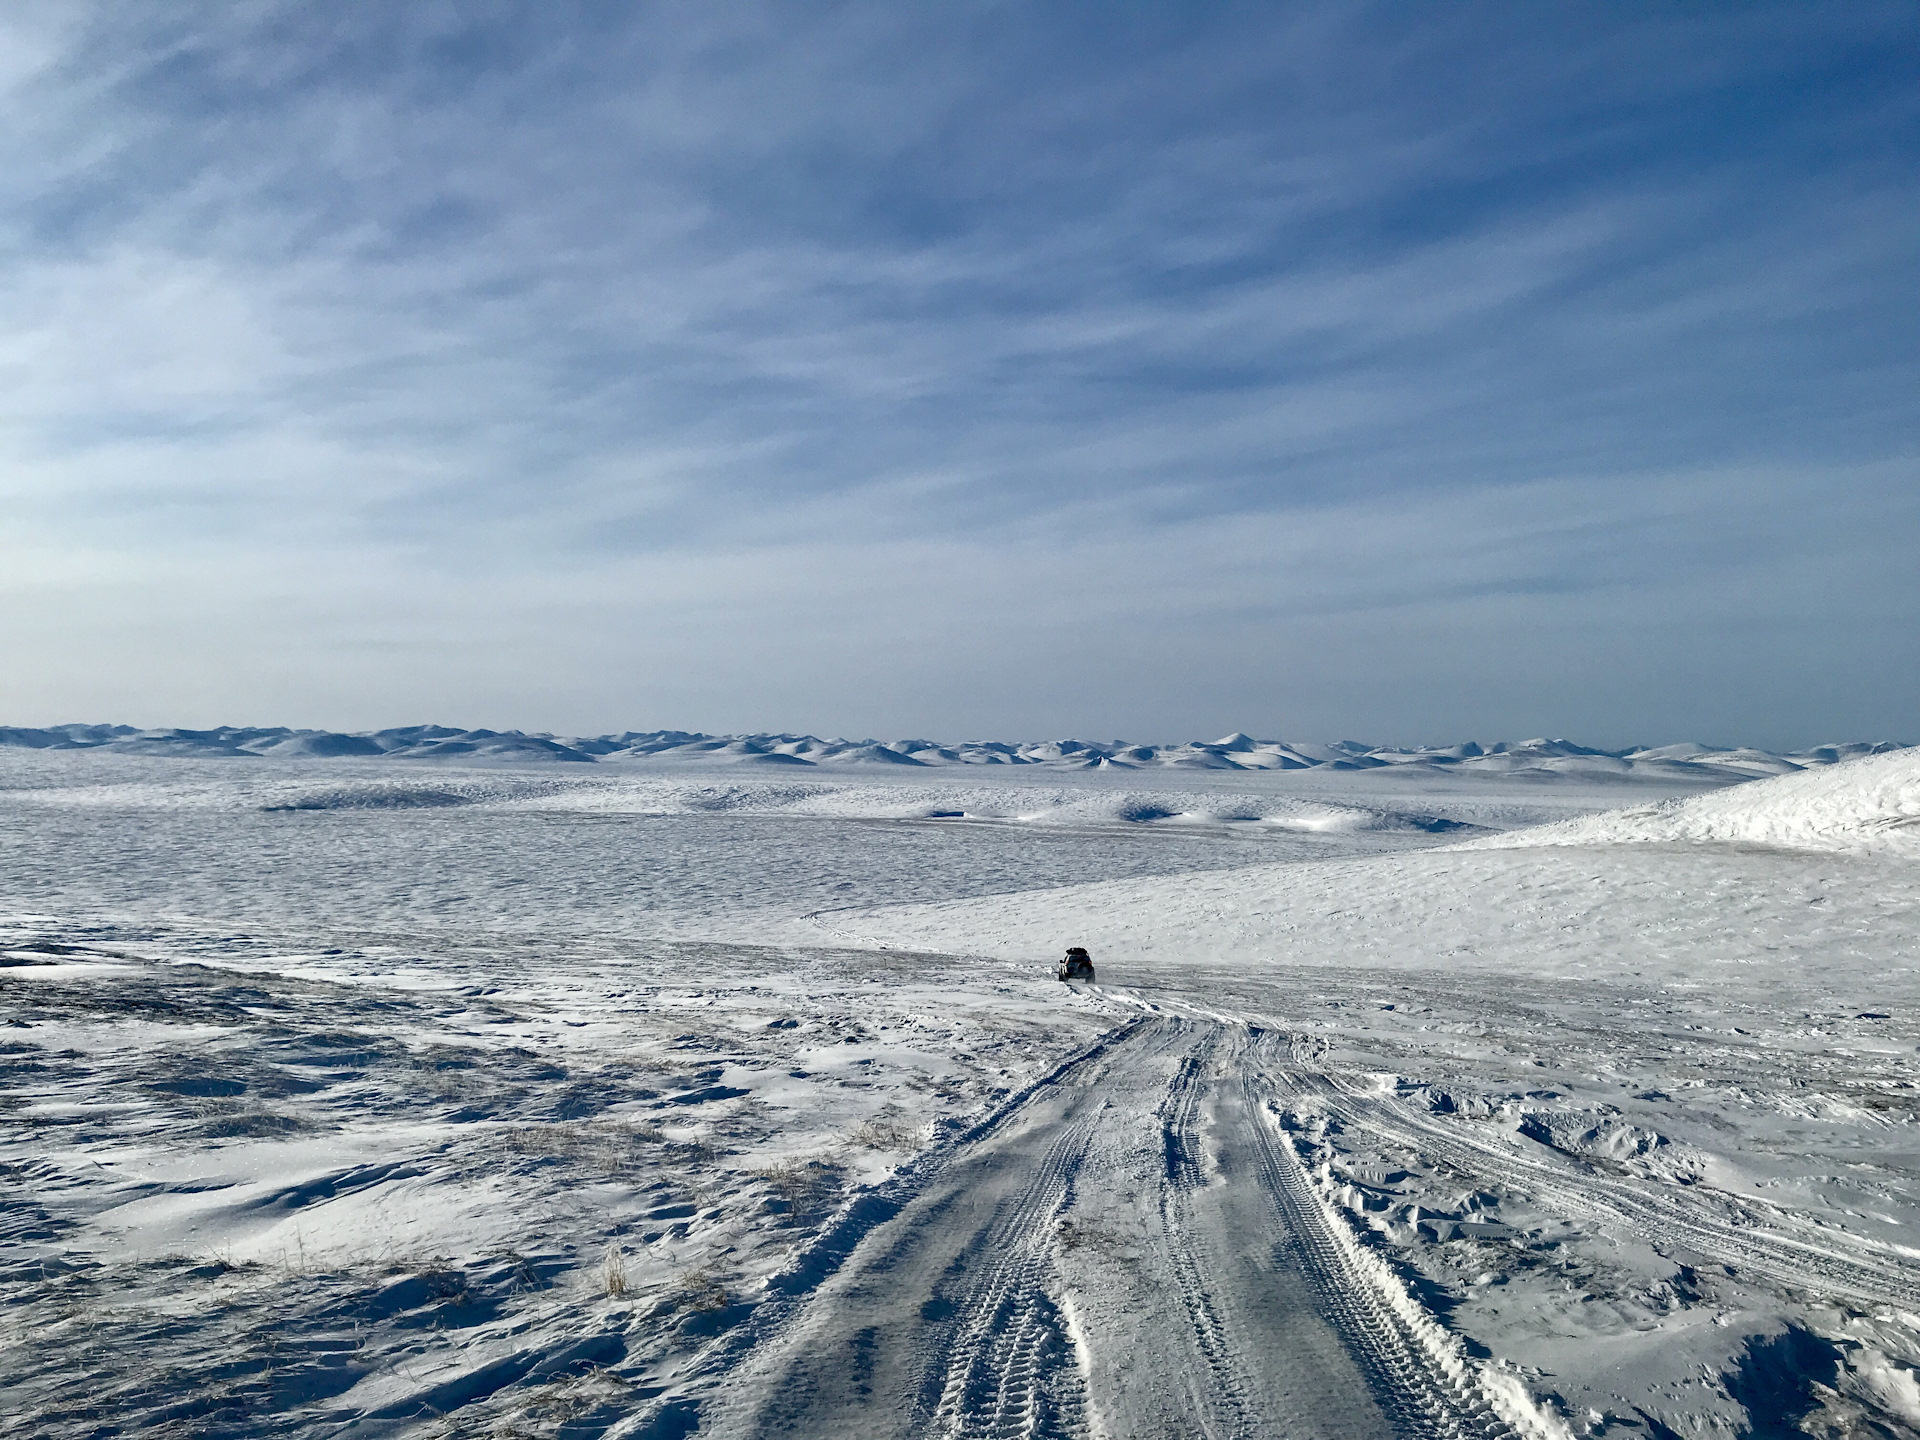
[3,739,1917,1437]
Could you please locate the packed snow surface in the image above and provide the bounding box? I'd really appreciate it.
[4,746,1918,1438]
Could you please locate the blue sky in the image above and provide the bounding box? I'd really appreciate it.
[2,2,1915,746]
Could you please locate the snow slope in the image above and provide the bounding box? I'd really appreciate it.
[796,747,1920,969]
[1465,742,1920,856]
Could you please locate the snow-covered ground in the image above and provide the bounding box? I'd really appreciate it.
[3,746,1917,1438]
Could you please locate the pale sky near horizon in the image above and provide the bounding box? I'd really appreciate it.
[3,3,1915,749]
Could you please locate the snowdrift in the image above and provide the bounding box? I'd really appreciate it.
[1464,744,1920,857]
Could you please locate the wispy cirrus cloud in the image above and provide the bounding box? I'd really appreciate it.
[1,2,1915,741]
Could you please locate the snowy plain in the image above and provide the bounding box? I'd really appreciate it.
[3,740,1918,1438]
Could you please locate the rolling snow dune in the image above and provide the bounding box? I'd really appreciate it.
[530,779,1481,836]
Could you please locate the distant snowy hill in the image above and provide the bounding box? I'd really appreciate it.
[0,723,1906,783]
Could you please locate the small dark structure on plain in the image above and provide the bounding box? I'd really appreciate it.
[1058,946,1096,983]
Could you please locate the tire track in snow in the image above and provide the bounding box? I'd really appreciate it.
[696,1024,1127,1440]
[1237,1064,1533,1440]
[704,1017,1564,1440]
[1300,1069,1920,1310]
[1137,1025,1544,1440]
[1153,1029,1264,1439]
[926,1115,1097,1440]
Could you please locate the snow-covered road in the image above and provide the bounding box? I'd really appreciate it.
[710,1012,1553,1440]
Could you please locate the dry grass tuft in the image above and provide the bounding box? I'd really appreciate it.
[496,1119,666,1177]
[601,1244,628,1298]
[752,1157,839,1220]
[850,1115,924,1151]
[677,1266,728,1312]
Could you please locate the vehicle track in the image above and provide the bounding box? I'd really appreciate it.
[1294,1067,1920,1309]
[699,1025,1123,1440]
[927,1114,1098,1439]
[1154,1028,1261,1438]
[701,1017,1548,1440]
[1238,1059,1522,1440]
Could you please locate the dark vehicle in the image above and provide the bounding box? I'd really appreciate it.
[1057,946,1096,983]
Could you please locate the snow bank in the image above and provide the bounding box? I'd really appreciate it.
[1464,744,1920,857]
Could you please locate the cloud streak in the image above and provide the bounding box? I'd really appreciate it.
[1,2,1914,741]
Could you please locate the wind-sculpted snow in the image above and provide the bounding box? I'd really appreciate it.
[13,756,1613,949]
[261,786,474,811]
[1463,742,1920,856]
[0,754,1615,852]
[2,722,1906,783]
[533,779,1483,836]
